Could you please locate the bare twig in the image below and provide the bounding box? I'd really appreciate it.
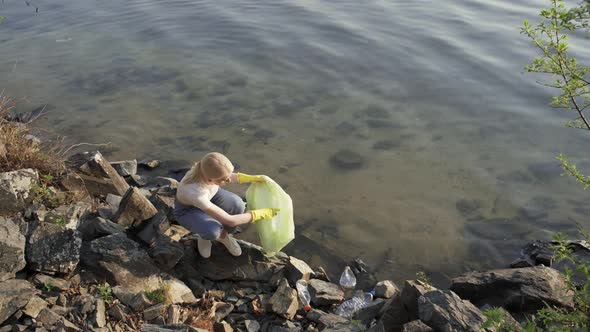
[60,142,112,156]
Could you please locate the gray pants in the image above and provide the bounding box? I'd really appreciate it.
[173,188,246,240]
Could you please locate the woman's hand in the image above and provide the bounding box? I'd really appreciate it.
[237,173,266,183]
[250,208,280,222]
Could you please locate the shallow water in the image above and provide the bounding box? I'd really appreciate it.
[1,0,590,285]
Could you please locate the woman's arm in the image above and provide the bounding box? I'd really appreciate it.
[230,173,239,183]
[203,205,280,227]
[204,204,252,227]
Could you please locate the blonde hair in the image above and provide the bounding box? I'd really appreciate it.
[182,152,234,184]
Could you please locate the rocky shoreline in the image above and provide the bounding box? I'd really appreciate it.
[0,148,582,332]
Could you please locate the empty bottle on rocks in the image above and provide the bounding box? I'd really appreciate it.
[339,266,356,289]
[296,279,312,311]
[335,290,374,318]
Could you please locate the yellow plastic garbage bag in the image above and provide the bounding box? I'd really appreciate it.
[245,175,294,255]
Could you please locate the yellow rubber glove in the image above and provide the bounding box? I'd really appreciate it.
[237,172,265,184]
[250,208,280,223]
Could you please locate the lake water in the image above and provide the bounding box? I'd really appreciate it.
[1,0,589,286]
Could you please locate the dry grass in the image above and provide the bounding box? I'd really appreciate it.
[0,92,66,176]
[184,293,216,332]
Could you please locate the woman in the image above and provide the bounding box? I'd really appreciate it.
[174,152,279,258]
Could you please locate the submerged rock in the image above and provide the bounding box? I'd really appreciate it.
[329,150,366,170]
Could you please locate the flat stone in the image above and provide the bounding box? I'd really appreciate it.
[268,279,298,320]
[162,277,197,304]
[144,303,169,321]
[0,279,36,324]
[95,298,106,327]
[308,279,344,306]
[0,217,26,281]
[36,308,61,327]
[22,295,47,318]
[33,274,71,291]
[375,280,399,299]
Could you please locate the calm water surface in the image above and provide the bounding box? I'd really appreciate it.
[1,0,589,285]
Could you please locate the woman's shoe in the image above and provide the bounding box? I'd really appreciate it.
[197,238,212,258]
[217,234,242,256]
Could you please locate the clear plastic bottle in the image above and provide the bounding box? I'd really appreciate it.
[339,266,357,289]
[335,290,374,318]
[295,279,312,311]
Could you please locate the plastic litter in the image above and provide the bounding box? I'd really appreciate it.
[339,266,357,289]
[245,175,294,255]
[296,279,312,311]
[335,290,375,318]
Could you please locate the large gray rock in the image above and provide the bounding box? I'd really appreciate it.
[82,233,194,307]
[418,290,491,332]
[518,240,590,287]
[0,168,37,216]
[268,278,298,320]
[0,217,26,281]
[450,266,574,312]
[401,280,433,321]
[149,235,184,271]
[191,240,288,282]
[308,279,344,306]
[81,233,161,295]
[378,289,409,332]
[0,279,36,324]
[26,220,82,274]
